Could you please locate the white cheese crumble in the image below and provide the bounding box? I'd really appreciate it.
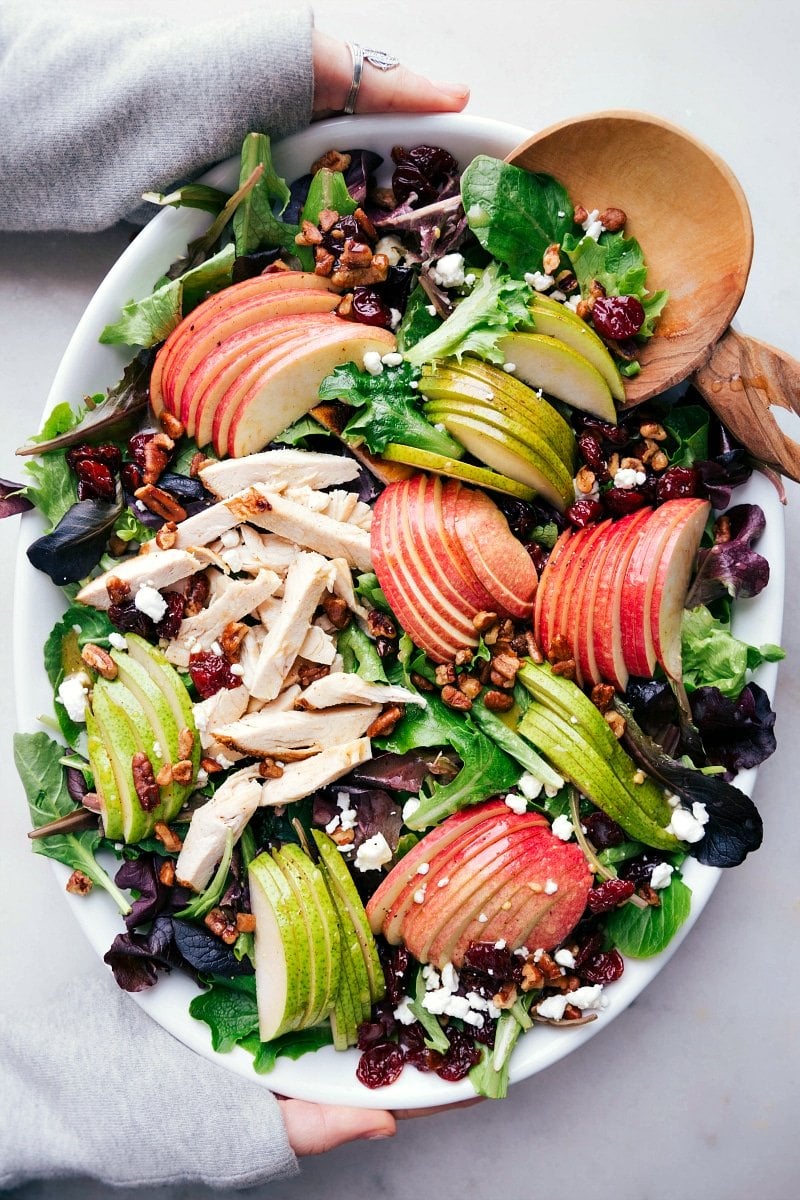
[554,948,576,969]
[325,814,341,834]
[565,294,582,312]
[134,585,167,623]
[389,307,402,330]
[393,996,416,1025]
[220,529,240,549]
[503,361,516,373]
[580,209,604,241]
[354,832,393,873]
[381,351,404,367]
[568,984,607,1011]
[537,994,569,1020]
[494,939,507,950]
[375,235,405,266]
[551,814,574,841]
[413,885,427,904]
[430,252,466,289]
[108,632,128,651]
[425,304,438,317]
[441,963,459,992]
[518,772,544,800]
[229,663,244,676]
[613,467,647,490]
[402,797,421,822]
[544,878,559,895]
[666,806,707,843]
[436,876,450,888]
[550,289,567,303]
[363,351,384,376]
[649,862,675,890]
[416,862,430,875]
[477,912,488,923]
[524,270,555,292]
[57,673,89,723]
[544,778,564,798]
[504,793,527,815]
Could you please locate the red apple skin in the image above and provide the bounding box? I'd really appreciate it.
[454,488,538,620]
[541,524,591,668]
[225,325,396,458]
[620,501,704,678]
[381,810,547,945]
[648,498,710,679]
[437,479,501,612]
[372,484,465,663]
[534,528,574,655]
[591,507,652,690]
[186,317,340,443]
[402,475,485,630]
[565,518,614,686]
[150,272,336,416]
[164,291,341,421]
[403,823,552,966]
[420,476,493,615]
[366,798,512,935]
[571,518,618,687]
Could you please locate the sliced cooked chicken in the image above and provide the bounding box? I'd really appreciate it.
[259,738,373,807]
[249,551,336,701]
[165,568,279,666]
[173,502,241,550]
[76,548,206,610]
[329,557,368,620]
[296,674,426,710]
[175,768,262,891]
[199,449,360,499]
[193,684,250,749]
[213,704,380,758]
[238,527,299,575]
[228,487,372,573]
[299,623,337,665]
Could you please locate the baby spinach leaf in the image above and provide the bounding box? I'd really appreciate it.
[664,405,710,467]
[243,1026,335,1073]
[461,156,573,277]
[172,919,253,977]
[336,620,388,684]
[189,974,259,1052]
[396,283,442,351]
[604,876,692,957]
[142,182,231,215]
[14,731,131,914]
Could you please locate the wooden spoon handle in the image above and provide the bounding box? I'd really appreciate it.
[693,328,800,482]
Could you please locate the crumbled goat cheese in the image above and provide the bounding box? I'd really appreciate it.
[363,351,384,376]
[550,289,567,303]
[393,996,416,1025]
[463,1010,485,1028]
[354,832,393,873]
[195,768,208,786]
[554,948,576,969]
[416,862,430,875]
[215,752,236,769]
[518,773,544,800]
[57,674,89,723]
[513,946,530,959]
[551,814,574,841]
[151,741,162,760]
[666,806,707,843]
[229,663,244,676]
[524,270,555,292]
[565,294,582,312]
[583,220,603,241]
[375,235,405,266]
[544,878,559,895]
[389,307,402,329]
[134,585,167,623]
[382,351,404,367]
[422,964,440,988]
[504,793,527,815]
[413,886,427,904]
[537,994,569,1020]
[613,467,647,490]
[325,814,341,834]
[568,984,607,1011]
[72,623,82,634]
[425,304,438,317]
[211,641,223,657]
[477,912,488,923]
[649,862,675,890]
[494,939,507,950]
[421,987,451,1015]
[220,529,240,549]
[692,802,709,825]
[430,252,466,289]
[544,777,564,798]
[436,876,450,888]
[503,361,516,373]
[108,632,128,651]
[402,797,421,822]
[441,962,459,992]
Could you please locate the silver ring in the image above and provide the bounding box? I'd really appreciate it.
[342,42,400,115]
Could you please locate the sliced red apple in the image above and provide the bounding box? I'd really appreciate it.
[571,518,616,686]
[563,518,614,685]
[534,528,573,655]
[591,507,652,691]
[648,498,710,679]
[402,475,484,630]
[453,487,538,620]
[226,325,396,458]
[541,524,592,665]
[438,479,504,613]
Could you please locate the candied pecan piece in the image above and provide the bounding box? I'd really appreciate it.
[131,752,159,812]
[66,869,93,896]
[154,821,183,852]
[366,704,405,738]
[133,484,187,523]
[80,642,117,680]
[441,685,472,711]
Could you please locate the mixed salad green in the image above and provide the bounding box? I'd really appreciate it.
[3,130,783,1099]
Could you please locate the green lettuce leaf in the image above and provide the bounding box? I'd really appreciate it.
[336,621,388,684]
[396,283,442,352]
[681,605,784,697]
[403,263,534,367]
[99,245,235,348]
[604,875,692,956]
[232,132,298,258]
[664,405,710,467]
[14,731,131,914]
[461,156,573,277]
[563,230,668,340]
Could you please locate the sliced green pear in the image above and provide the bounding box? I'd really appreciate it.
[124,635,200,779]
[422,404,574,510]
[311,830,385,1006]
[249,851,313,1041]
[109,650,186,820]
[280,844,342,1026]
[274,845,339,1028]
[85,708,124,841]
[329,941,360,1050]
[529,294,626,402]
[89,685,152,843]
[380,444,536,502]
[421,360,577,467]
[498,331,617,423]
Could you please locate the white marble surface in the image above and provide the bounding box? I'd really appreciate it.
[2,1,799,1197]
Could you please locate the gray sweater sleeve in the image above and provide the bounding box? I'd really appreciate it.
[0,2,314,232]
[0,971,299,1189]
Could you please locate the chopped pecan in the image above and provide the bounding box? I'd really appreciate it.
[650,450,669,472]
[492,982,518,1010]
[295,219,323,246]
[330,826,355,846]
[520,962,545,991]
[367,609,396,640]
[189,452,212,478]
[535,951,563,982]
[542,243,561,275]
[143,433,175,486]
[339,238,373,269]
[551,658,576,680]
[639,421,667,441]
[621,456,644,473]
[81,642,117,679]
[330,252,389,291]
[236,912,257,933]
[563,1003,583,1021]
[454,648,473,668]
[366,704,405,738]
[258,758,284,779]
[66,869,93,896]
[472,610,499,634]
[183,574,210,617]
[638,883,662,907]
[441,684,472,711]
[434,663,457,687]
[599,207,627,232]
[297,661,330,688]
[483,689,515,713]
[371,186,396,210]
[335,293,354,319]
[131,752,159,812]
[200,756,224,774]
[106,575,131,605]
[547,634,572,664]
[590,683,615,713]
[171,759,194,784]
[575,465,597,495]
[714,514,732,543]
[314,247,336,276]
[410,671,434,692]
[219,620,248,662]
[133,484,187,523]
[576,299,592,321]
[354,207,377,240]
[155,521,178,550]
[573,204,589,225]
[604,710,626,739]
[458,675,482,701]
[318,208,339,233]
[310,149,352,174]
[159,411,185,440]
[156,763,173,787]
[204,906,238,945]
[154,821,183,852]
[489,652,521,685]
[158,859,176,886]
[178,727,195,760]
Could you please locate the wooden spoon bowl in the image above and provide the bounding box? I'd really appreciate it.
[506,110,754,406]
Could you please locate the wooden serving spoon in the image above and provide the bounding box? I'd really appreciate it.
[507,111,800,482]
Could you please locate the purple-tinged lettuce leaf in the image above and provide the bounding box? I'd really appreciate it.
[115,855,173,930]
[0,478,34,517]
[694,451,752,509]
[686,504,770,607]
[690,682,777,779]
[312,786,403,855]
[350,749,459,793]
[26,498,121,585]
[172,918,253,978]
[103,915,180,991]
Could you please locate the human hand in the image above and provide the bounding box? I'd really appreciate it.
[312,31,469,119]
[279,1095,483,1155]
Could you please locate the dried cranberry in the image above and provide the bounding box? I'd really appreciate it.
[656,466,700,503]
[189,652,240,699]
[462,941,517,982]
[357,1021,388,1051]
[526,541,548,573]
[128,432,156,467]
[618,851,669,887]
[120,462,144,493]
[565,497,604,528]
[356,1043,405,1089]
[108,600,156,640]
[75,459,117,501]
[574,930,604,969]
[155,592,185,641]
[582,812,625,850]
[382,944,411,1006]
[577,432,606,473]
[580,948,625,984]
[497,497,535,541]
[436,1028,481,1082]
[351,286,392,328]
[471,1016,497,1048]
[66,443,122,472]
[391,144,458,207]
[399,1023,444,1073]
[587,877,635,914]
[591,295,646,340]
[603,487,648,517]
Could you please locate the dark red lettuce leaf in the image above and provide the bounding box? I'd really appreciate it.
[172,918,253,977]
[103,915,180,991]
[0,478,34,517]
[350,749,458,793]
[686,504,769,607]
[312,786,402,856]
[115,855,173,930]
[690,682,777,778]
[27,499,121,585]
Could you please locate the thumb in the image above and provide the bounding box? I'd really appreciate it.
[312,31,469,118]
[279,1099,396,1156]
